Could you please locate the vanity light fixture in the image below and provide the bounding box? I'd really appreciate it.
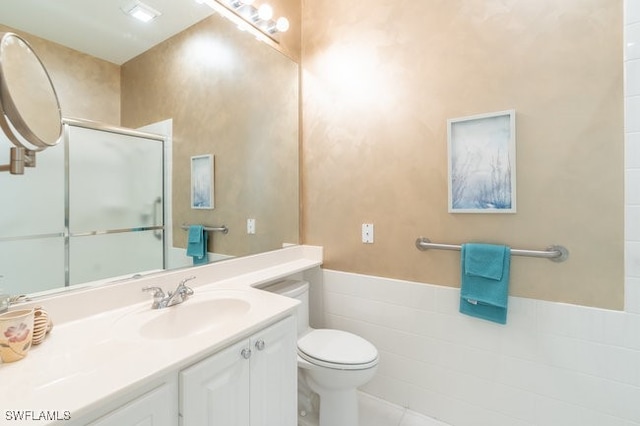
[123,1,162,23]
[275,17,290,32]
[196,0,289,43]
[257,4,273,21]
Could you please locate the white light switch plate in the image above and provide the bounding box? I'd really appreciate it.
[247,218,256,234]
[362,223,374,243]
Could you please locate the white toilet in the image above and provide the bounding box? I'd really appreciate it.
[263,280,379,426]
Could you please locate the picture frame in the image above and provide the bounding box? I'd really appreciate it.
[191,154,214,209]
[447,110,516,213]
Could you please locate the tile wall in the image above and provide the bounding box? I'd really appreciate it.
[626,0,640,313]
[310,269,640,426]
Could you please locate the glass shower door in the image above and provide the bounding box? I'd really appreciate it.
[67,125,164,285]
[0,134,65,294]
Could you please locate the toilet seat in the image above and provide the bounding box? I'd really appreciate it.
[297,329,379,370]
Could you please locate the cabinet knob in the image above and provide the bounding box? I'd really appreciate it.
[241,348,252,359]
[255,339,265,351]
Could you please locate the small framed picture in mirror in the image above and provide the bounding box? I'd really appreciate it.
[191,154,214,209]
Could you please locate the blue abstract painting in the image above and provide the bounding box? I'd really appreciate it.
[191,154,214,209]
[448,110,516,213]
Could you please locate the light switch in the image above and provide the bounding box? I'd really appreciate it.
[362,223,374,243]
[247,218,256,234]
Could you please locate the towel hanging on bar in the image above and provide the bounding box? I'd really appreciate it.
[459,243,511,324]
[186,225,208,265]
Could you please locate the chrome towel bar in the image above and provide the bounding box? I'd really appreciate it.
[415,237,569,262]
[181,224,229,234]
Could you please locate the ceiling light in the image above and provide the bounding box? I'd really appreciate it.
[196,0,289,42]
[275,17,289,32]
[124,2,162,23]
[257,4,273,20]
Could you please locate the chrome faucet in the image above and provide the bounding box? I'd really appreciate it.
[142,276,196,309]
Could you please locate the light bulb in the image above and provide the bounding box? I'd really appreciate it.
[275,17,289,32]
[258,4,273,20]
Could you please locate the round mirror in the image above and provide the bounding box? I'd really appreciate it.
[0,32,62,151]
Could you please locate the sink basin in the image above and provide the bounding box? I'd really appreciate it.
[114,291,252,340]
[138,298,251,340]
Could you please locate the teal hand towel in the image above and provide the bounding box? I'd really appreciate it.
[188,225,203,244]
[186,225,209,265]
[459,243,510,324]
[464,243,506,280]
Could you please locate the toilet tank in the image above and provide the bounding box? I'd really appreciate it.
[261,279,309,336]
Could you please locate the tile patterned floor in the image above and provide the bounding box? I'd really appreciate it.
[358,392,450,426]
[299,391,450,426]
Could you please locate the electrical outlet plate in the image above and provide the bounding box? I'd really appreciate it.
[362,223,374,243]
[247,218,256,234]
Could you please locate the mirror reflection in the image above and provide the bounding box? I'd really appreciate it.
[0,33,62,149]
[0,32,62,175]
[0,1,300,297]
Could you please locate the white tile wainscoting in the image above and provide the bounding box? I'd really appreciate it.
[626,0,640,314]
[303,268,640,426]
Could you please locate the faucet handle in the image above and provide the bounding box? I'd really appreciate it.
[178,276,196,296]
[142,286,165,298]
[143,286,166,309]
[179,276,196,287]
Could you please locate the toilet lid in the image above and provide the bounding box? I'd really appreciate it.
[297,329,378,368]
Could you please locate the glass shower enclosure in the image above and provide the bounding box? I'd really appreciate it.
[0,120,165,295]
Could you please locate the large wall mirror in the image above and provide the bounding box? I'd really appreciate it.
[0,0,300,297]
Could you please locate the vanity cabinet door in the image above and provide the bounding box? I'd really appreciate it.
[180,316,296,426]
[87,381,177,426]
[250,316,297,426]
[180,337,251,426]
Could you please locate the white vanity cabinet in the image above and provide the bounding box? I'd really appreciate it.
[180,316,297,426]
[72,372,178,426]
[83,377,179,426]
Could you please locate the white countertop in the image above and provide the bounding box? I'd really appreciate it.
[0,245,322,425]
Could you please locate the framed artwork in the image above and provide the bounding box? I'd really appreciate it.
[191,154,214,209]
[447,110,516,213]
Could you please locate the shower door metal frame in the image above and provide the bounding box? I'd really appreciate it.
[62,118,166,286]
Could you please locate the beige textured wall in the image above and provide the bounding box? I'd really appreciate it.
[121,15,299,257]
[301,0,624,309]
[0,25,121,124]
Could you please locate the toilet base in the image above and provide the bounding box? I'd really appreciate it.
[297,389,359,426]
[302,369,363,426]
[318,388,359,426]
[298,410,319,426]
